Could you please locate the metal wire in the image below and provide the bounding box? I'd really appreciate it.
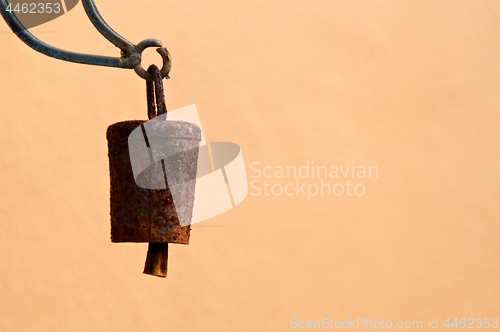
[0,0,171,79]
[146,65,167,119]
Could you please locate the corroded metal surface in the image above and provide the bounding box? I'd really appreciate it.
[107,120,150,242]
[106,120,201,244]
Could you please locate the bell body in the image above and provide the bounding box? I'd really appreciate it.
[106,120,201,245]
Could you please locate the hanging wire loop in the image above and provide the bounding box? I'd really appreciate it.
[135,47,171,81]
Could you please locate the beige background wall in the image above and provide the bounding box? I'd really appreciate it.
[0,1,498,331]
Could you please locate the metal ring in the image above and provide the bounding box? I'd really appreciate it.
[134,45,171,81]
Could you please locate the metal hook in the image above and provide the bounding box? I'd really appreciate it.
[0,0,170,80]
